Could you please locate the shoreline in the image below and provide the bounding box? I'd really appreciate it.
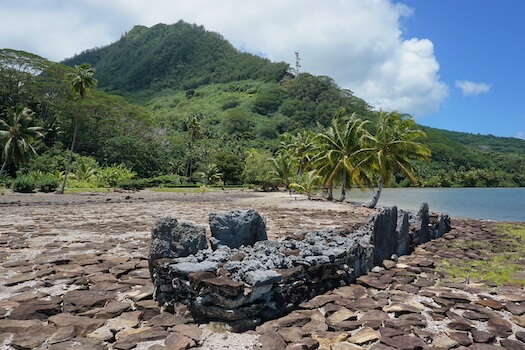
[1,190,524,349]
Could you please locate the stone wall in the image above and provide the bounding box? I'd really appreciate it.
[149,205,450,330]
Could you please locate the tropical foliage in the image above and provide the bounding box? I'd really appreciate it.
[0,21,523,200]
[0,104,43,177]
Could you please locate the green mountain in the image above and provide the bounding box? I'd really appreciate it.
[2,22,524,188]
[63,21,289,100]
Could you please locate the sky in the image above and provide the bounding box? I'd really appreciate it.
[1,0,524,139]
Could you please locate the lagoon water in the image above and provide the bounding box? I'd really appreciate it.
[339,187,525,222]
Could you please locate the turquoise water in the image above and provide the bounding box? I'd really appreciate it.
[338,187,525,222]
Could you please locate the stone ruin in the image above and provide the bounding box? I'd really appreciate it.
[148,204,451,330]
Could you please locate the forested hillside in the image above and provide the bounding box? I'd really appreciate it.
[1,21,524,194]
[63,21,289,101]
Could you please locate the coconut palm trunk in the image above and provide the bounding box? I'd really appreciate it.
[364,176,384,208]
[60,116,79,193]
[340,170,347,202]
[0,161,6,178]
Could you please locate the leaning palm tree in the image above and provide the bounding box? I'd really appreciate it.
[315,110,371,201]
[0,105,43,177]
[358,111,431,208]
[58,64,98,193]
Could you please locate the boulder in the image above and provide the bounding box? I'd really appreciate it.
[148,217,207,279]
[209,209,267,249]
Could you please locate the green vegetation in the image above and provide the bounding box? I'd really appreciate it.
[440,223,525,286]
[59,63,99,193]
[1,21,524,197]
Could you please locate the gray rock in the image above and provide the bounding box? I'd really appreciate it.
[244,270,282,286]
[209,209,267,249]
[171,261,219,276]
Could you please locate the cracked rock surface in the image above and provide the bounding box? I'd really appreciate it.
[1,190,523,349]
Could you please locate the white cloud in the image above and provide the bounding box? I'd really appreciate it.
[0,0,449,117]
[515,132,525,140]
[455,80,491,96]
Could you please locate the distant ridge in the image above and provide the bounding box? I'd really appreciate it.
[62,21,289,94]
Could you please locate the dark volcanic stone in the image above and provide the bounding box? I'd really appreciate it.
[62,290,116,313]
[259,331,287,350]
[209,209,267,249]
[46,337,105,350]
[471,330,495,344]
[448,331,472,347]
[287,337,319,350]
[487,314,513,338]
[381,335,426,350]
[475,299,505,310]
[500,339,525,350]
[8,297,62,320]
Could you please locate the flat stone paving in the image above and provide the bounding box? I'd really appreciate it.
[0,190,524,349]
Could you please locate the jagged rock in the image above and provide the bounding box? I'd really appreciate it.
[286,337,319,350]
[278,326,307,343]
[259,331,287,350]
[312,331,349,349]
[209,209,267,249]
[372,206,399,266]
[487,314,513,338]
[148,217,207,268]
[172,324,203,342]
[48,313,105,337]
[380,334,426,350]
[432,334,459,349]
[164,332,196,350]
[10,323,56,349]
[332,342,366,350]
[475,298,504,310]
[62,290,116,313]
[347,327,380,344]
[326,307,358,326]
[113,326,169,349]
[471,330,495,343]
[501,339,525,350]
[8,296,62,320]
[46,337,105,350]
[48,325,77,344]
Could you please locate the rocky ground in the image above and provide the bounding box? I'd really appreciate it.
[0,189,524,349]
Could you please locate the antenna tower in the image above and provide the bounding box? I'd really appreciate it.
[295,51,301,75]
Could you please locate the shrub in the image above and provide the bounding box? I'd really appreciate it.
[96,164,136,187]
[119,178,147,190]
[118,175,182,190]
[38,175,59,192]
[12,175,36,193]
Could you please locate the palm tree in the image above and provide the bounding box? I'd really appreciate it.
[315,110,370,201]
[358,111,431,208]
[280,130,317,176]
[185,113,203,179]
[58,64,98,193]
[270,153,296,191]
[0,105,43,177]
[289,170,322,200]
[197,163,222,186]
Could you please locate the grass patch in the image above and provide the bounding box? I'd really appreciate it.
[439,222,525,286]
[147,186,236,194]
[64,188,111,194]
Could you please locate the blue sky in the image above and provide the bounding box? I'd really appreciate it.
[0,0,523,139]
[397,0,525,139]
